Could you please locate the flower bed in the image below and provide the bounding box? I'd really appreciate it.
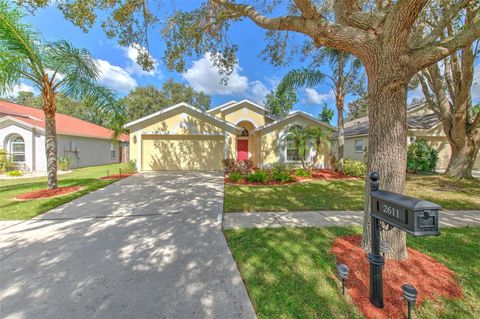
[100,173,135,180]
[225,169,356,186]
[15,186,82,200]
[331,235,462,319]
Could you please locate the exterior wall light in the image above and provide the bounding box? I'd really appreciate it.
[402,284,418,319]
[337,263,349,295]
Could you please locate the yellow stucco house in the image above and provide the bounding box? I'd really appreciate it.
[334,103,480,170]
[125,99,335,171]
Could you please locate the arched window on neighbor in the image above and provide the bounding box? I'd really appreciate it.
[10,135,25,163]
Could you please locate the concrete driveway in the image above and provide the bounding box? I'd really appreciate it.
[0,172,256,319]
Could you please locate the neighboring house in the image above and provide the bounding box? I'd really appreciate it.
[125,99,335,171]
[334,103,480,170]
[0,101,129,172]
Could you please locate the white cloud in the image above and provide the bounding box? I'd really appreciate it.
[2,83,36,97]
[183,53,249,95]
[123,46,161,78]
[248,80,269,104]
[96,59,137,93]
[304,88,333,104]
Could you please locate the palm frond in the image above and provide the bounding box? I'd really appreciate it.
[44,40,99,96]
[277,69,326,95]
[80,83,127,138]
[0,0,44,85]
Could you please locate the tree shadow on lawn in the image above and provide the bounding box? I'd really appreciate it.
[0,178,114,220]
[225,227,364,319]
[225,180,365,212]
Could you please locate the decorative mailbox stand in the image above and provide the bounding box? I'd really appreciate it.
[368,172,441,309]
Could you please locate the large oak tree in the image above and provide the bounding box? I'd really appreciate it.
[416,4,479,179]
[28,0,480,259]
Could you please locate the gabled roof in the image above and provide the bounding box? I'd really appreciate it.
[0,100,129,142]
[207,99,274,120]
[253,111,336,132]
[124,102,241,132]
[206,100,238,114]
[334,113,440,138]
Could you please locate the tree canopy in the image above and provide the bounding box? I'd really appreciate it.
[122,79,211,122]
[264,86,298,120]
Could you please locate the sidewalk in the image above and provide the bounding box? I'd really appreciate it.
[223,210,480,229]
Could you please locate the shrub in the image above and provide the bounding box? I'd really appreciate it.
[222,159,254,174]
[57,156,71,171]
[343,159,367,177]
[295,168,311,178]
[246,170,268,183]
[0,149,14,173]
[228,172,243,183]
[6,170,23,177]
[271,170,294,183]
[407,139,439,174]
[125,160,137,173]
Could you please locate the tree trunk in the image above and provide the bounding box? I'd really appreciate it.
[361,65,409,261]
[445,141,478,179]
[336,94,345,173]
[43,88,58,190]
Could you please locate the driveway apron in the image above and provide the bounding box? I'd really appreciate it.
[0,172,256,319]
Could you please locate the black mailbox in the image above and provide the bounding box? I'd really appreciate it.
[370,190,441,237]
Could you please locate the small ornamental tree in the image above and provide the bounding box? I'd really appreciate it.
[407,139,439,174]
[25,0,480,259]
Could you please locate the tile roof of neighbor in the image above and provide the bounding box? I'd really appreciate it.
[0,100,129,142]
[333,113,440,138]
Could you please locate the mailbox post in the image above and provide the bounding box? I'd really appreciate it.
[367,172,441,309]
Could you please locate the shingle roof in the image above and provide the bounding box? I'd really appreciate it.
[333,113,439,138]
[0,100,129,142]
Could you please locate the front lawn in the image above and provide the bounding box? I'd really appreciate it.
[225,227,480,319]
[224,175,480,212]
[0,163,130,220]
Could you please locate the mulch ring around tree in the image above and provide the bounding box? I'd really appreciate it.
[225,169,357,186]
[99,173,135,180]
[15,186,83,200]
[331,235,462,319]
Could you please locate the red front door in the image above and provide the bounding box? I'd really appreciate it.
[237,140,249,161]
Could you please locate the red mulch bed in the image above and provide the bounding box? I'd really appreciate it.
[331,235,462,319]
[15,186,82,200]
[311,169,357,180]
[100,173,135,180]
[225,169,357,185]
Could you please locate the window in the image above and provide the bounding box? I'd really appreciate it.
[110,143,116,158]
[286,136,300,161]
[10,135,25,162]
[355,140,364,153]
[239,127,249,137]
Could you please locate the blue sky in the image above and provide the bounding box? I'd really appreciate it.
[10,3,480,123]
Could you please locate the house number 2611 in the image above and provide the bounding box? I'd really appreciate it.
[383,204,400,218]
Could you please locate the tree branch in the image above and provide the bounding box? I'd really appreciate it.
[410,19,480,71]
[212,0,370,56]
[385,0,429,39]
[294,0,321,19]
[334,0,385,31]
[419,0,473,46]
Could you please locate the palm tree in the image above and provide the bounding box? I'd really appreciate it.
[285,125,311,170]
[307,126,331,166]
[0,1,124,189]
[278,48,365,172]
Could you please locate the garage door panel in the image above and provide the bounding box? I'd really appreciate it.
[142,135,224,171]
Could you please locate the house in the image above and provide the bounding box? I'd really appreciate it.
[125,99,335,171]
[334,102,480,170]
[0,100,129,172]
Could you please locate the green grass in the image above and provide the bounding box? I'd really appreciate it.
[224,175,480,212]
[0,163,130,220]
[225,227,480,319]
